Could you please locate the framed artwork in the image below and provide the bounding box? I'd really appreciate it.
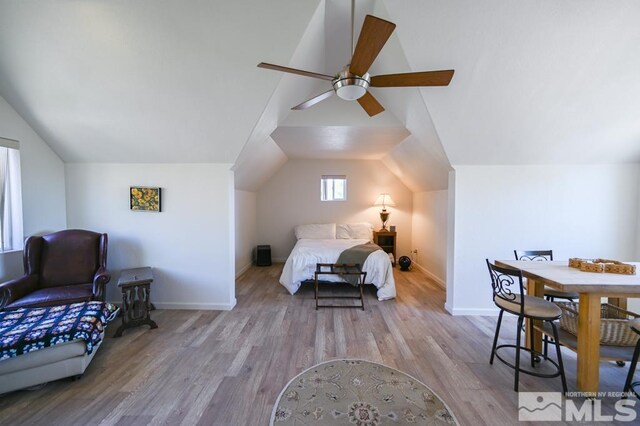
[130,186,161,212]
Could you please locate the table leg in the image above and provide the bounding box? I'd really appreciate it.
[525,279,544,353]
[577,293,601,395]
[608,297,627,310]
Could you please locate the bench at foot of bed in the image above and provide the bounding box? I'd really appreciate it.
[310,263,367,310]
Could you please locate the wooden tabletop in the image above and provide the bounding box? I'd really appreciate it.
[118,267,154,287]
[496,260,640,294]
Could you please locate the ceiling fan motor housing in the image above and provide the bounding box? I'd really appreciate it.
[333,68,370,101]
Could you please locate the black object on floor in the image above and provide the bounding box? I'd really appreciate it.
[256,245,272,266]
[398,256,412,271]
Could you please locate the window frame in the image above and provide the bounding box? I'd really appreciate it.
[320,175,347,202]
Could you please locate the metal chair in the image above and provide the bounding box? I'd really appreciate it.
[487,260,568,393]
[514,250,579,302]
[623,319,640,399]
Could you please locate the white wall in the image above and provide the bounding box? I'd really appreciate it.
[0,95,67,281]
[638,170,640,259]
[447,164,640,315]
[257,159,413,261]
[411,190,448,286]
[235,190,257,277]
[65,163,236,310]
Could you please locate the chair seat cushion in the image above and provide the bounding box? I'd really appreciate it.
[5,284,93,309]
[630,318,640,334]
[495,294,562,319]
[544,286,578,299]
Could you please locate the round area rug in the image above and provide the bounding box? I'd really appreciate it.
[270,359,459,425]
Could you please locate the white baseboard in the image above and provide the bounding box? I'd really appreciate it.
[108,299,237,311]
[411,262,446,289]
[444,302,499,316]
[236,263,252,278]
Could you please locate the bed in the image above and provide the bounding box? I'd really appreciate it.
[279,238,396,300]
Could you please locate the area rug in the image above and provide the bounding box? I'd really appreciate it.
[270,359,459,425]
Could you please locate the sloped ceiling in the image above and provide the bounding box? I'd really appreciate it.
[0,0,321,163]
[384,0,640,165]
[237,0,453,191]
[1,1,639,192]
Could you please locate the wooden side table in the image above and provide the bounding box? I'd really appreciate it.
[114,267,158,337]
[373,230,397,266]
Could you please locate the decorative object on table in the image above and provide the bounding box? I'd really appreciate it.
[0,229,110,311]
[270,359,458,425]
[389,225,396,232]
[256,245,272,266]
[557,302,640,346]
[130,186,161,212]
[398,255,412,271]
[114,267,158,337]
[568,258,636,275]
[373,193,396,231]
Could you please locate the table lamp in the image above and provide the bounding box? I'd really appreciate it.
[373,193,396,231]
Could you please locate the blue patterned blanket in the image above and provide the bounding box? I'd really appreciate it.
[0,301,119,361]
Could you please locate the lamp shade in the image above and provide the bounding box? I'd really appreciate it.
[373,193,396,209]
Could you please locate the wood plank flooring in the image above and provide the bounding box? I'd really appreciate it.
[0,265,637,425]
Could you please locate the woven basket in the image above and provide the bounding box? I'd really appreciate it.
[568,258,636,275]
[557,302,640,347]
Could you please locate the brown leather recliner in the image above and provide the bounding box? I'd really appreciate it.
[0,229,110,310]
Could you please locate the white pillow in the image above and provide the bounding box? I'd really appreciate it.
[336,223,374,241]
[295,223,336,240]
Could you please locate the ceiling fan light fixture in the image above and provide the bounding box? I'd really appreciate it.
[335,83,367,101]
[332,68,370,101]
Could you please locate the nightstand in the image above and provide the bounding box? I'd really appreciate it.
[373,230,397,266]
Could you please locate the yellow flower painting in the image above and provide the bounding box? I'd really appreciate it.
[130,187,161,212]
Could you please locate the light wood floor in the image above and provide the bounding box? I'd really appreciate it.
[0,265,637,425]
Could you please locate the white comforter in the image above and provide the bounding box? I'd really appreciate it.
[279,239,396,300]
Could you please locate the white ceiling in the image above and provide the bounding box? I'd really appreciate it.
[1,0,639,192]
[272,125,409,160]
[272,90,410,161]
[0,0,322,163]
[385,0,640,165]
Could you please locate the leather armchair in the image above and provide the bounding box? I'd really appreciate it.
[0,229,110,310]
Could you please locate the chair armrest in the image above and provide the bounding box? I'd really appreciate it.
[0,275,38,309]
[92,267,111,301]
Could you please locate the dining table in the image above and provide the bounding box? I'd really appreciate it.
[496,259,640,395]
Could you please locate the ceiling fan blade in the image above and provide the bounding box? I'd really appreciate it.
[291,89,335,110]
[257,62,334,81]
[370,70,455,87]
[349,15,396,77]
[357,91,385,117]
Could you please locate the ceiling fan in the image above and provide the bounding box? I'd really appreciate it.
[257,2,454,117]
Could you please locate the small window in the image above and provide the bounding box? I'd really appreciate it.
[321,175,347,201]
[0,137,23,252]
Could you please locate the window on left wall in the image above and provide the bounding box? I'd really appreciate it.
[0,138,23,252]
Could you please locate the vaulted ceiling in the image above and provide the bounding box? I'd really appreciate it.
[1,1,639,192]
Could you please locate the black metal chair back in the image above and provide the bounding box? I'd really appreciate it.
[486,259,525,316]
[514,250,553,261]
